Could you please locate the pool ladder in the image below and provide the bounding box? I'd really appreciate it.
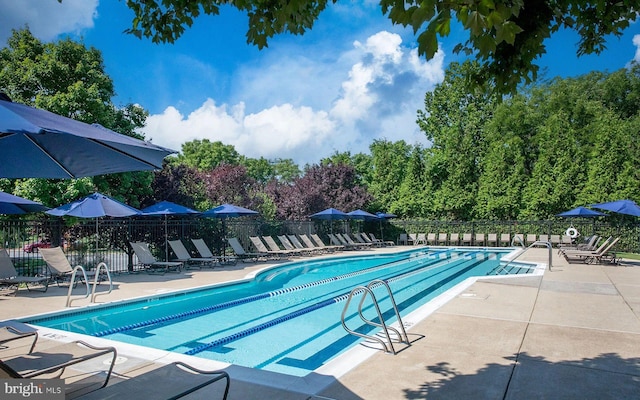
[341,279,410,355]
[65,263,113,307]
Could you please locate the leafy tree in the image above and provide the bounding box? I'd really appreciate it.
[119,0,638,94]
[367,140,412,213]
[0,28,153,206]
[241,156,300,183]
[266,163,372,220]
[321,151,372,186]
[178,139,241,171]
[146,163,206,209]
[391,145,429,218]
[201,164,263,211]
[475,96,531,220]
[418,61,498,220]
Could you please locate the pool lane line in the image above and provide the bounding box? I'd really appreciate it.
[184,253,480,356]
[92,249,451,337]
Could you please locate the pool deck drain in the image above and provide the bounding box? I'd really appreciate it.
[1,247,639,399]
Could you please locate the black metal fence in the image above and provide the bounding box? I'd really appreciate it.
[2,217,638,276]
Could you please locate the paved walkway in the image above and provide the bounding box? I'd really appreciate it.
[1,248,639,399]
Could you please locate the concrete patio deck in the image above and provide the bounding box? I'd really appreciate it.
[1,247,639,399]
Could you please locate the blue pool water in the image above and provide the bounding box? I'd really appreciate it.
[24,247,525,376]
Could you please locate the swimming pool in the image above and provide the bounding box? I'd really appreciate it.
[23,247,532,377]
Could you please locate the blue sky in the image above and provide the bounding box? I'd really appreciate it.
[1,0,639,165]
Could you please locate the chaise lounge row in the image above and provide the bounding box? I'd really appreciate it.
[399,233,577,247]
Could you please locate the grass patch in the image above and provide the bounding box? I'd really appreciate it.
[615,252,640,261]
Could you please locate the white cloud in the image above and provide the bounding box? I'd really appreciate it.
[142,31,445,166]
[0,0,97,44]
[633,34,640,64]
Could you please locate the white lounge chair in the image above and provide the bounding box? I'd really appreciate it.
[130,242,182,274]
[249,236,288,259]
[39,247,101,285]
[168,240,218,268]
[1,339,117,395]
[77,361,229,400]
[227,237,267,262]
[0,249,48,294]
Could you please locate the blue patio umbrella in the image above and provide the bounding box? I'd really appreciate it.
[347,209,380,220]
[202,204,259,260]
[141,201,200,260]
[202,203,259,218]
[556,206,607,218]
[141,201,200,216]
[0,97,176,179]
[310,208,349,220]
[0,191,49,214]
[591,200,640,217]
[47,193,141,218]
[311,208,349,235]
[47,192,140,258]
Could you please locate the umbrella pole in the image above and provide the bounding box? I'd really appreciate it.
[165,215,168,261]
[95,218,99,264]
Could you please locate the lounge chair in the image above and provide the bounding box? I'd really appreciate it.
[249,236,288,259]
[278,235,312,255]
[486,234,497,246]
[449,233,460,246]
[311,234,344,251]
[525,234,537,245]
[437,233,447,246]
[538,234,549,243]
[168,240,218,269]
[550,234,562,247]
[77,361,229,400]
[500,233,510,246]
[398,233,409,245]
[0,326,38,354]
[300,234,330,252]
[475,233,486,246]
[357,233,381,247]
[129,242,183,274]
[227,237,267,262]
[461,233,472,246]
[426,233,437,245]
[408,233,418,245]
[191,238,237,266]
[39,247,101,285]
[368,233,394,246]
[262,236,300,256]
[288,234,321,254]
[336,233,367,249]
[0,339,117,395]
[559,235,600,253]
[0,248,48,294]
[561,237,620,264]
[415,233,427,245]
[347,233,373,248]
[331,233,359,249]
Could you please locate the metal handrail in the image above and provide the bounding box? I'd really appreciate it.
[66,265,90,307]
[90,262,113,303]
[511,235,525,247]
[496,240,553,275]
[364,280,409,344]
[341,279,410,354]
